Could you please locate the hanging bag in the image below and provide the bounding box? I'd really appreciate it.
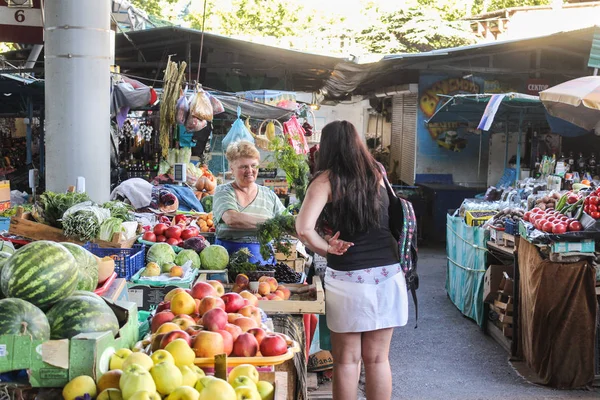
[189,85,214,121]
[283,115,309,154]
[221,106,255,151]
[175,85,190,125]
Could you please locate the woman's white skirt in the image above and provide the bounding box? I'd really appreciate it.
[324,264,409,333]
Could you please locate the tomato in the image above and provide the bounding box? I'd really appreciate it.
[592,211,600,220]
[590,204,598,213]
[567,194,579,204]
[568,221,583,231]
[166,238,179,246]
[585,197,590,205]
[523,212,531,222]
[142,231,156,242]
[536,219,547,230]
[590,196,600,206]
[156,235,167,242]
[552,223,567,234]
[584,205,591,214]
[174,214,188,224]
[180,228,199,240]
[153,223,169,236]
[542,221,554,232]
[532,207,542,214]
[547,216,556,223]
[165,225,182,239]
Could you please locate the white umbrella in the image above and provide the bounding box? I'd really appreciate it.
[540,76,600,131]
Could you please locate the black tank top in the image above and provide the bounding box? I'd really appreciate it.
[325,186,399,271]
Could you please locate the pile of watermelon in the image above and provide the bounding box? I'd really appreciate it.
[0,240,120,342]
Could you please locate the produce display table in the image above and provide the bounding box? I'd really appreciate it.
[517,237,597,388]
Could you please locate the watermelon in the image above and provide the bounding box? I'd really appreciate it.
[61,243,99,292]
[0,241,79,309]
[46,295,119,340]
[0,252,11,300]
[0,241,14,255]
[0,298,50,341]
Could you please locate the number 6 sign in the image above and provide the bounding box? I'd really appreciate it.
[0,0,43,44]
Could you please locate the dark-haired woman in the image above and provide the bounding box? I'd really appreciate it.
[295,120,408,400]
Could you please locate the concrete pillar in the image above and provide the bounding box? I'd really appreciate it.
[45,0,111,202]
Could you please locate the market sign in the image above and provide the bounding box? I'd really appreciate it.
[0,0,43,44]
[526,79,550,96]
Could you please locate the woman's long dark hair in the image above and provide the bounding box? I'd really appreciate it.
[315,120,383,236]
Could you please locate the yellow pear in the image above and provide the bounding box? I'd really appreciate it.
[120,364,156,400]
[198,378,237,400]
[165,338,196,367]
[151,349,175,365]
[150,361,183,396]
[97,388,124,400]
[63,375,97,400]
[256,381,274,400]
[123,352,154,371]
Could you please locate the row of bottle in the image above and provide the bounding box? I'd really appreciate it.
[558,151,598,176]
[120,154,159,181]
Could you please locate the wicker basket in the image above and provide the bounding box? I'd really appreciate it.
[255,119,284,151]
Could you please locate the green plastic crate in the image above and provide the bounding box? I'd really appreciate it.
[130,268,199,288]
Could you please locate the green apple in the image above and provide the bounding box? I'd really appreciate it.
[191,365,206,381]
[122,353,154,371]
[128,390,162,400]
[109,348,132,370]
[150,361,183,396]
[228,364,259,384]
[234,386,261,400]
[195,376,217,393]
[179,365,200,387]
[165,386,200,400]
[119,364,156,400]
[151,349,175,365]
[256,381,274,400]
[230,376,257,391]
[198,378,237,400]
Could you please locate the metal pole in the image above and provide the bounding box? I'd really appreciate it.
[45,0,111,201]
[504,120,509,170]
[26,97,33,165]
[516,110,524,185]
[478,132,482,181]
[40,106,45,174]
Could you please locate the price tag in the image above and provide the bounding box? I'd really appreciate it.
[0,344,7,357]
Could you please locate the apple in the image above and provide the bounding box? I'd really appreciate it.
[192,331,225,358]
[186,324,204,336]
[233,317,258,332]
[170,265,184,277]
[239,291,258,307]
[154,223,169,236]
[247,327,266,347]
[259,334,288,357]
[216,329,234,356]
[232,333,259,357]
[181,228,198,241]
[164,338,196,367]
[228,364,259,385]
[191,281,218,300]
[122,352,154,371]
[160,330,192,349]
[231,284,244,293]
[239,305,262,326]
[171,291,197,315]
[178,365,200,388]
[230,375,257,391]
[256,381,274,400]
[165,225,182,239]
[150,361,183,396]
[120,364,157,400]
[165,288,186,302]
[97,388,124,400]
[198,295,226,316]
[128,391,161,400]
[109,348,132,370]
[156,322,181,335]
[165,385,200,400]
[202,307,228,331]
[224,323,243,342]
[142,231,157,242]
[156,301,171,313]
[234,386,261,400]
[151,311,175,333]
[97,369,122,392]
[196,378,236,400]
[205,280,224,296]
[228,313,243,324]
[258,282,270,296]
[222,292,246,313]
[172,315,197,331]
[150,349,175,365]
[235,274,250,288]
[266,294,283,301]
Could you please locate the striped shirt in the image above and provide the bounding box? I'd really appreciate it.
[213,183,286,242]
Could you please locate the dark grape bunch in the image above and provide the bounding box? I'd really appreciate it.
[257,263,302,283]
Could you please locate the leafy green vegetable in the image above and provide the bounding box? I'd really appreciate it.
[147,243,176,268]
[257,214,297,260]
[228,248,258,275]
[62,202,110,241]
[267,136,310,202]
[98,217,125,241]
[102,201,134,221]
[0,204,32,218]
[36,192,90,228]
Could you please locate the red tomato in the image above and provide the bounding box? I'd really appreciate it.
[153,223,169,236]
[523,212,532,222]
[174,214,188,224]
[142,231,156,242]
[590,196,600,206]
[567,194,579,204]
[584,197,590,206]
[542,221,554,232]
[532,207,542,214]
[592,211,600,220]
[590,204,598,213]
[166,238,179,246]
[165,225,182,239]
[547,216,556,222]
[180,228,199,240]
[536,219,547,230]
[568,221,583,231]
[156,235,167,242]
[584,205,591,214]
[552,223,567,234]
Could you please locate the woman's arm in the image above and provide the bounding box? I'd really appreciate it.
[221,211,268,229]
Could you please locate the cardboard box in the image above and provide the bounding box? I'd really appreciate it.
[0,180,9,212]
[551,240,595,254]
[484,265,513,303]
[0,299,138,387]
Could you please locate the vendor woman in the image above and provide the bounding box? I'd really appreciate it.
[212,140,287,264]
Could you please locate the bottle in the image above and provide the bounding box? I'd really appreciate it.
[568,151,575,171]
[577,152,586,173]
[145,162,151,181]
[588,152,596,176]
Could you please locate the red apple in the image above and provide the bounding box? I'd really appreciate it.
[259,334,288,356]
[202,307,228,332]
[233,316,258,332]
[221,293,246,313]
[142,231,156,242]
[156,301,171,313]
[192,331,224,358]
[247,327,266,347]
[232,333,258,357]
[165,225,182,239]
[198,296,226,316]
[216,329,234,356]
[239,305,262,326]
[156,235,167,243]
[224,323,243,342]
[186,324,204,336]
[191,281,218,300]
[153,223,169,236]
[151,311,175,333]
[159,330,192,349]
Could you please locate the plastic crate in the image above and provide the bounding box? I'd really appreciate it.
[0,217,9,232]
[504,219,519,236]
[84,243,145,280]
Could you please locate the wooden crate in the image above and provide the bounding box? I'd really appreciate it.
[9,211,137,249]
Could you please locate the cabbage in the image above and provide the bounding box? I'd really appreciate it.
[175,249,201,269]
[199,245,229,270]
[146,243,176,268]
[98,217,125,241]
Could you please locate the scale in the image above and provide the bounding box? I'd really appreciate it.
[28,169,38,199]
[173,163,187,186]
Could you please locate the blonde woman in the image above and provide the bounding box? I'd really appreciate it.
[213,140,286,264]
